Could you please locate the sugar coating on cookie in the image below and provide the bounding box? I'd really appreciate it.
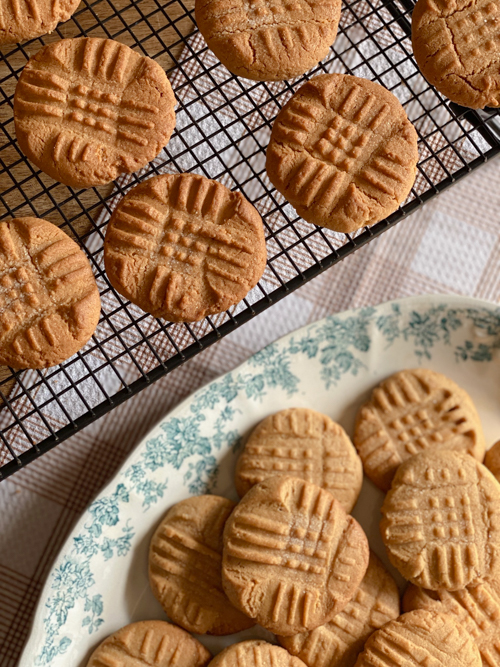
[403,579,500,666]
[412,0,500,109]
[484,440,500,481]
[85,620,212,667]
[14,38,176,188]
[0,0,81,45]
[354,368,485,492]
[222,476,370,636]
[381,450,500,591]
[353,609,482,667]
[195,0,341,81]
[266,73,418,233]
[0,217,100,369]
[149,495,254,635]
[104,173,267,322]
[235,408,363,513]
[278,552,400,667]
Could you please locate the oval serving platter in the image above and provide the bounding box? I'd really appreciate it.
[20,294,500,667]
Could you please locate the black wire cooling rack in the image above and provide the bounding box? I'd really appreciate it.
[0,0,499,479]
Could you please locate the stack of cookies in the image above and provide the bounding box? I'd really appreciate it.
[84,366,500,667]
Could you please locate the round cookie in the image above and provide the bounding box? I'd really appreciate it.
[149,495,254,635]
[484,440,500,481]
[412,0,500,109]
[222,476,370,636]
[353,609,482,667]
[0,217,100,369]
[104,173,267,322]
[208,641,306,667]
[353,368,486,492]
[381,450,500,591]
[195,0,341,81]
[14,37,176,188]
[403,580,500,666]
[278,551,400,667]
[235,408,363,512]
[266,73,418,233]
[85,620,212,667]
[0,0,80,45]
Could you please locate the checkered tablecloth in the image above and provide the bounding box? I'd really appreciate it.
[1,147,500,666]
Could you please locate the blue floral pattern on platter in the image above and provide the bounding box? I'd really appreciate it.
[21,296,500,667]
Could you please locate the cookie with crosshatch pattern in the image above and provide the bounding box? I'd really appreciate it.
[234,407,363,512]
[266,73,418,233]
[149,495,254,635]
[412,0,500,109]
[85,620,211,667]
[278,551,400,667]
[353,609,482,667]
[0,217,100,369]
[208,641,307,667]
[104,173,267,322]
[403,579,500,666]
[195,0,341,81]
[0,0,80,45]
[353,368,485,491]
[221,476,370,636]
[14,37,176,188]
[381,450,500,591]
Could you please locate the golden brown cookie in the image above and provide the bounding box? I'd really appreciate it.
[266,73,418,233]
[208,641,307,667]
[353,368,486,492]
[353,609,482,667]
[149,495,254,635]
[484,440,500,481]
[0,0,80,45]
[104,173,266,322]
[412,0,500,109]
[14,37,176,188]
[403,580,500,666]
[85,620,212,667]
[235,408,363,513]
[222,476,370,636]
[0,217,100,369]
[195,0,341,81]
[278,552,400,667]
[381,450,500,591]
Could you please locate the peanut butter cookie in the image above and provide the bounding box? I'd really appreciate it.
[149,495,254,635]
[0,0,80,45]
[222,476,370,636]
[266,73,418,233]
[484,440,500,481]
[235,408,362,512]
[14,37,176,188]
[381,450,500,591]
[104,173,267,322]
[208,641,306,667]
[354,368,485,491]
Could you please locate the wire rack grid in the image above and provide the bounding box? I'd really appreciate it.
[0,0,499,479]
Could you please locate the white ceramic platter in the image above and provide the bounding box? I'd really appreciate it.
[20,294,500,667]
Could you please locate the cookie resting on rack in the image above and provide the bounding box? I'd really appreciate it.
[0,0,80,45]
[221,476,370,636]
[235,407,363,513]
[149,495,254,635]
[14,37,176,188]
[195,0,341,81]
[266,73,419,233]
[353,368,485,491]
[353,609,482,667]
[412,0,500,109]
[278,551,400,667]
[403,579,500,666]
[85,620,212,667]
[381,450,500,591]
[0,217,100,369]
[104,173,267,322]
